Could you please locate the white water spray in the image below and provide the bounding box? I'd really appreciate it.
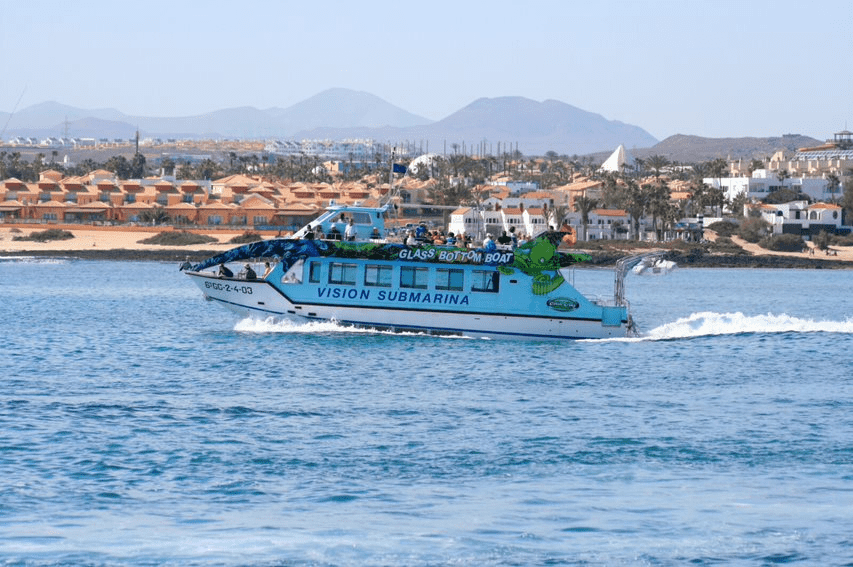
[644,311,853,341]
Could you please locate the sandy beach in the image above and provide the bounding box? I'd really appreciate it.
[2,223,853,265]
[0,225,263,256]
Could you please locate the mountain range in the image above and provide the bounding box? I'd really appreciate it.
[1,88,658,156]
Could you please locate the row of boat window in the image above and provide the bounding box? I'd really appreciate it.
[308,261,500,293]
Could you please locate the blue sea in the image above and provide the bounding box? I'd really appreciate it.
[2,258,853,566]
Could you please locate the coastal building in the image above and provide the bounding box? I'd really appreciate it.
[751,201,850,237]
[704,169,838,204]
[447,202,554,240]
[721,131,852,203]
[568,208,631,240]
[1,169,391,227]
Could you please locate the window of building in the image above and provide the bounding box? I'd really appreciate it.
[436,268,464,291]
[309,261,322,283]
[253,215,267,225]
[365,264,392,287]
[329,262,357,285]
[471,270,499,292]
[400,266,428,289]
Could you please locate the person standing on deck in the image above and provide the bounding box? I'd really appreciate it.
[345,219,357,241]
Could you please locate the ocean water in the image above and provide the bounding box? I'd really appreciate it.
[2,258,853,566]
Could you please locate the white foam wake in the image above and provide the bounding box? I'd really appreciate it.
[642,311,853,341]
[0,256,70,265]
[234,317,366,335]
[232,316,469,338]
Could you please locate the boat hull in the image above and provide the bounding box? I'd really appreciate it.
[187,271,629,340]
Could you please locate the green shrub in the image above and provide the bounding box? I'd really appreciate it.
[707,236,748,255]
[829,232,853,246]
[737,217,771,243]
[706,220,737,237]
[138,231,218,246]
[759,234,806,252]
[228,231,263,244]
[812,230,832,251]
[12,229,74,242]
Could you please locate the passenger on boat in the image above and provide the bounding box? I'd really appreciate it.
[304,225,315,240]
[345,219,357,241]
[240,263,257,280]
[497,230,512,247]
[446,232,457,246]
[218,263,233,278]
[405,230,417,246]
[483,234,497,251]
[328,225,342,240]
[415,224,427,241]
[509,227,518,249]
[371,227,381,240]
[315,226,325,240]
[262,262,273,278]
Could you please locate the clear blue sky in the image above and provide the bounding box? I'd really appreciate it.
[2,0,850,141]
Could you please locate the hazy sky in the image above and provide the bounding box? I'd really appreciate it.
[2,0,850,141]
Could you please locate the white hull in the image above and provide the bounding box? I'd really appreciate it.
[187,272,628,340]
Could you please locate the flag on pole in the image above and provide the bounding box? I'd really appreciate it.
[392,163,407,174]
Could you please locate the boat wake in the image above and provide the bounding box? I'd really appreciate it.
[632,311,853,342]
[235,317,371,335]
[233,317,472,339]
[0,256,71,265]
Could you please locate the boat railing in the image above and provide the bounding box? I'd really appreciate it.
[614,252,664,305]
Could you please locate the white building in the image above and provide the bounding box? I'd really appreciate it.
[448,203,551,239]
[705,169,841,204]
[754,201,849,238]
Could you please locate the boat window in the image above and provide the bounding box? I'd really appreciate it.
[436,268,464,291]
[400,266,428,289]
[282,258,304,284]
[365,264,392,287]
[350,211,372,225]
[471,270,499,293]
[329,262,358,285]
[309,261,322,283]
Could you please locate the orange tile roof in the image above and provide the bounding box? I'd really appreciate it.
[593,209,627,216]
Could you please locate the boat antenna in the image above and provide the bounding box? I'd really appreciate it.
[1,85,27,139]
[382,146,405,208]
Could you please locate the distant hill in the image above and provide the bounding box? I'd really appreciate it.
[2,90,657,157]
[1,88,432,141]
[635,133,824,163]
[295,96,658,156]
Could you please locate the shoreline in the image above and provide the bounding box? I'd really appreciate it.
[3,225,853,268]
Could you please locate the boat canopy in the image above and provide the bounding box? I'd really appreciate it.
[188,231,591,274]
[291,204,391,241]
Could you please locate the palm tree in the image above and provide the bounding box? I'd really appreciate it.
[646,154,670,179]
[748,158,764,175]
[775,168,790,191]
[643,181,671,241]
[826,173,840,203]
[549,203,571,231]
[573,196,598,241]
[622,179,646,240]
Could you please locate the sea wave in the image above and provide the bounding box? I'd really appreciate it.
[0,256,71,264]
[644,311,853,341]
